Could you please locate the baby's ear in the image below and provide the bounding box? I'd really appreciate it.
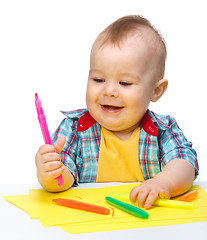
[151,79,168,102]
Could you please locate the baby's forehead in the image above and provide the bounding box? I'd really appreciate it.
[93,27,160,55]
[91,27,165,81]
[91,19,166,81]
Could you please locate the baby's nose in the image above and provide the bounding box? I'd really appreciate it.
[103,82,119,97]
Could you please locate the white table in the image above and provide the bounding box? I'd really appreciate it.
[1,181,207,240]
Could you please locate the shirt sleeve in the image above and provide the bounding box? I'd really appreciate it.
[51,118,79,185]
[158,117,199,179]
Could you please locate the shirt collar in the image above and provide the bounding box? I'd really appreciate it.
[61,109,88,119]
[148,110,172,131]
[61,109,170,135]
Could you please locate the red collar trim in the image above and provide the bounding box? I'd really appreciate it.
[77,111,97,132]
[141,111,158,136]
[77,111,157,136]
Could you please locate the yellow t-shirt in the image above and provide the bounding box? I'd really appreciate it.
[96,126,144,182]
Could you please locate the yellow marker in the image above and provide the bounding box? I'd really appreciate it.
[154,198,194,209]
[112,193,194,210]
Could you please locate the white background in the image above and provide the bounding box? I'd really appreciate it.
[0,0,206,184]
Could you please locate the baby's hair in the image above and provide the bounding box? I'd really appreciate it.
[95,15,167,80]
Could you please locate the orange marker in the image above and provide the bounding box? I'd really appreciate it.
[179,190,198,202]
[52,198,110,215]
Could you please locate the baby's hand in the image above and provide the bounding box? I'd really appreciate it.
[130,177,172,209]
[35,136,66,183]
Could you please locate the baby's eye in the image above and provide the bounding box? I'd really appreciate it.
[119,81,132,86]
[93,78,105,83]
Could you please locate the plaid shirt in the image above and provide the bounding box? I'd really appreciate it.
[52,109,199,184]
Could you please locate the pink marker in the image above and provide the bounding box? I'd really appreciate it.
[35,93,64,187]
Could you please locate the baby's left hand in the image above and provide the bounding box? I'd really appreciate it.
[130,177,172,209]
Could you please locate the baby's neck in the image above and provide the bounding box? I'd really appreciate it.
[112,131,132,141]
[112,125,140,141]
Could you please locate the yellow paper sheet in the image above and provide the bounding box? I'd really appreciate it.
[5,184,140,226]
[60,216,207,234]
[3,184,207,234]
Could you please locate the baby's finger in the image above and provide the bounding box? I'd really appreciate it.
[159,189,171,199]
[43,160,63,172]
[130,185,141,203]
[44,164,65,180]
[42,152,61,163]
[53,136,66,154]
[38,144,57,155]
[144,191,158,209]
[137,188,149,208]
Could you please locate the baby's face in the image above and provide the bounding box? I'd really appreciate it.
[86,36,157,134]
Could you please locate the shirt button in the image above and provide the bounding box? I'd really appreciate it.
[149,127,154,132]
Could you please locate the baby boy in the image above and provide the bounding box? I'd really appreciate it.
[35,15,199,209]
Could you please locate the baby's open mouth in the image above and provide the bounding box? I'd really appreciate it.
[101,105,124,112]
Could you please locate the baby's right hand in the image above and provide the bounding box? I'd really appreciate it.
[35,136,66,183]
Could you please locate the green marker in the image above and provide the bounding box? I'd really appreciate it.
[105,196,149,219]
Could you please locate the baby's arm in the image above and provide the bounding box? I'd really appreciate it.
[130,159,195,209]
[35,136,74,192]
